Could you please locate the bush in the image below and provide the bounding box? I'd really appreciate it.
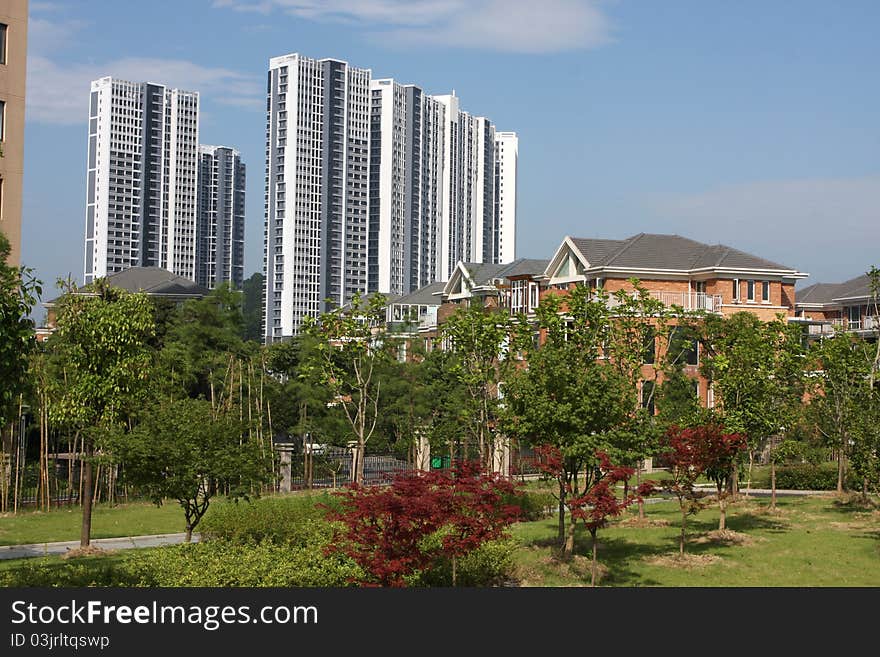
[506,490,556,521]
[409,539,518,587]
[125,540,363,587]
[199,494,334,545]
[774,463,862,491]
[0,557,137,587]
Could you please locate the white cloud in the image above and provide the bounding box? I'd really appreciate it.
[26,18,263,125]
[28,16,90,54]
[213,0,612,52]
[650,176,880,282]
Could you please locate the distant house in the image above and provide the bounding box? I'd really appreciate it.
[37,267,210,341]
[794,273,879,338]
[542,233,807,320]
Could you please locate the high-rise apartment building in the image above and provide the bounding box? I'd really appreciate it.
[197,145,245,290]
[263,53,517,341]
[494,132,518,264]
[433,94,497,281]
[84,77,199,284]
[262,54,371,341]
[0,0,27,266]
[368,79,445,296]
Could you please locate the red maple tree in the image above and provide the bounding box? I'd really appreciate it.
[568,451,655,586]
[325,461,521,587]
[660,424,747,555]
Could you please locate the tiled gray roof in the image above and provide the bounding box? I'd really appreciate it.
[570,238,627,266]
[461,262,513,285]
[496,258,550,278]
[798,273,875,305]
[392,281,446,305]
[462,258,550,285]
[570,233,795,272]
[105,267,211,296]
[833,274,874,300]
[796,282,845,305]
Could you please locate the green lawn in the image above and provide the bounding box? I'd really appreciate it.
[0,501,187,546]
[511,493,880,586]
[2,492,879,587]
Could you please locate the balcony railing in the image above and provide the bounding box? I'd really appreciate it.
[831,316,880,331]
[650,291,724,313]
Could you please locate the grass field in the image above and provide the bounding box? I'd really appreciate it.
[1,492,878,587]
[511,493,880,586]
[0,501,188,546]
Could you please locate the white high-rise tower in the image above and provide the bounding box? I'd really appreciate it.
[84,77,199,284]
[368,79,445,296]
[494,132,518,264]
[262,54,371,342]
[262,54,518,341]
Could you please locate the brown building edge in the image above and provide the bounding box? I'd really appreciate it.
[0,0,27,266]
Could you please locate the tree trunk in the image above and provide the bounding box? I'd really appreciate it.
[770,461,777,511]
[80,456,93,548]
[837,445,845,494]
[718,488,726,531]
[591,530,598,587]
[185,525,193,543]
[731,462,739,501]
[557,483,566,546]
[564,518,576,559]
[452,555,457,587]
[679,504,687,557]
[637,467,645,520]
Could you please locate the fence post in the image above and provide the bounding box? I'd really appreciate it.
[348,441,360,484]
[275,443,295,493]
[492,435,510,478]
[415,431,430,472]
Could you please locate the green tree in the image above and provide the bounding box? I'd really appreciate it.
[0,231,41,429]
[114,397,272,542]
[241,272,265,344]
[157,283,248,402]
[302,292,393,484]
[699,312,806,493]
[502,284,634,554]
[440,303,525,470]
[808,331,872,493]
[0,231,41,512]
[47,279,155,547]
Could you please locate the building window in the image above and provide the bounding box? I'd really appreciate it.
[762,281,770,302]
[747,280,755,302]
[732,278,740,301]
[0,99,5,141]
[0,24,6,65]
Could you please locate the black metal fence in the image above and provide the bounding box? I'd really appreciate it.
[287,447,414,491]
[0,457,135,512]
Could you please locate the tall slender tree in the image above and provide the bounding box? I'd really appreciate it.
[47,279,155,547]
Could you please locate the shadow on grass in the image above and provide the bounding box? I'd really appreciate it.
[828,495,879,516]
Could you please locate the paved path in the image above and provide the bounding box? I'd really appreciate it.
[0,533,200,561]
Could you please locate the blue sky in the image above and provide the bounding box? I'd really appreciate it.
[21,0,880,304]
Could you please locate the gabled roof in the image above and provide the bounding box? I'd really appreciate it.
[442,258,550,297]
[797,273,875,306]
[558,233,800,274]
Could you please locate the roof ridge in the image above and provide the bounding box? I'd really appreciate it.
[602,233,644,267]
